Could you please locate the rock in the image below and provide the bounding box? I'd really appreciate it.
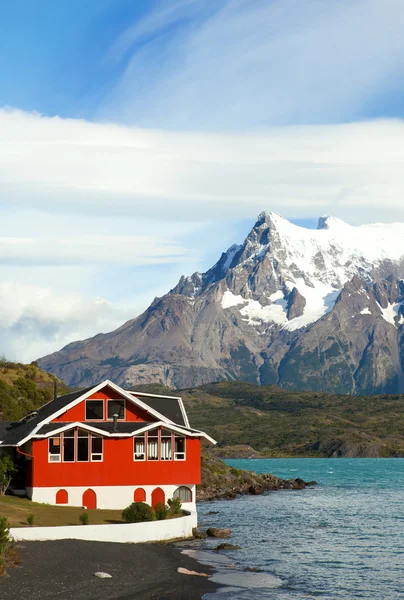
[94,572,112,579]
[244,566,264,572]
[287,287,306,320]
[215,543,241,551]
[248,485,265,495]
[207,527,231,538]
[306,480,317,486]
[192,527,207,539]
[177,567,209,577]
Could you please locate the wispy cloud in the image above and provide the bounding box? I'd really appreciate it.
[99,0,404,129]
[3,109,404,224]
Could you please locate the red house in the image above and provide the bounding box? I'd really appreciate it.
[0,380,215,510]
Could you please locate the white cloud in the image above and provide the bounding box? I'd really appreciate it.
[2,109,404,223]
[0,282,132,362]
[100,0,404,129]
[0,234,188,266]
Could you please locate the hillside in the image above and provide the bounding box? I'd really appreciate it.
[38,212,404,395]
[178,381,404,458]
[0,359,70,421]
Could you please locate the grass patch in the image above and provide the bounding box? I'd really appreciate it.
[0,495,125,528]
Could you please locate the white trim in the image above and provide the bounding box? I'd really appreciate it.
[178,398,190,428]
[129,391,182,400]
[17,380,179,447]
[32,420,216,445]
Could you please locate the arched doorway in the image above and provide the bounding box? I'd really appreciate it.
[82,488,97,509]
[56,489,68,505]
[151,487,165,507]
[134,488,146,502]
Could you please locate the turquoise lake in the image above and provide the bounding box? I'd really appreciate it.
[197,458,404,599]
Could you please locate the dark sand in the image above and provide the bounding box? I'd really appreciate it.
[0,540,219,600]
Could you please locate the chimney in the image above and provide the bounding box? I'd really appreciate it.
[113,413,118,432]
[53,380,57,402]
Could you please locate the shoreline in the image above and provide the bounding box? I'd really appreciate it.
[0,539,219,600]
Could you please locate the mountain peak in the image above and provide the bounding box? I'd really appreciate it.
[317,215,350,230]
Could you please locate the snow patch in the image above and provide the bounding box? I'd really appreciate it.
[378,302,402,326]
[221,290,246,309]
[360,307,371,315]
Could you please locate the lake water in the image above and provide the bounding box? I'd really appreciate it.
[193,458,404,600]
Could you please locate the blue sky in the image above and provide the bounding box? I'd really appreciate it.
[2,0,404,360]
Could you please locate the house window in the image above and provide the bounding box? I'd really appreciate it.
[91,435,103,461]
[147,429,159,460]
[134,434,145,460]
[107,399,125,420]
[77,429,89,462]
[49,437,61,462]
[63,429,75,462]
[174,435,186,460]
[160,429,172,461]
[86,400,104,420]
[173,486,192,502]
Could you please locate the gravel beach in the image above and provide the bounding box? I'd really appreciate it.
[0,539,219,600]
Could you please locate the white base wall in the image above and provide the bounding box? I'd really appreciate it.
[10,511,197,544]
[28,484,196,511]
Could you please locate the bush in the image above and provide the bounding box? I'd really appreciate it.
[27,514,35,526]
[122,502,156,523]
[79,512,89,525]
[0,517,19,577]
[167,497,182,515]
[154,502,168,520]
[0,456,17,496]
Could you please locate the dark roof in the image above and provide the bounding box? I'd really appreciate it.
[0,421,14,441]
[0,387,94,446]
[34,422,153,436]
[130,393,187,427]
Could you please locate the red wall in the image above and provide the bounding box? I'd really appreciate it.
[52,388,153,423]
[31,437,201,487]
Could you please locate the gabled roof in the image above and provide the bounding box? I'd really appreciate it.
[128,391,189,428]
[0,380,215,447]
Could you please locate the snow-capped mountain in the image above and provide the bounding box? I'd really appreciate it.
[38,212,404,395]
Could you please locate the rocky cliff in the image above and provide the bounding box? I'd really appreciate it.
[38,212,404,395]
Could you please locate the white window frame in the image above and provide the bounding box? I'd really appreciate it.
[160,430,173,461]
[147,429,159,461]
[48,436,61,462]
[90,434,103,462]
[134,433,146,461]
[106,399,126,421]
[62,429,76,463]
[85,399,104,421]
[174,434,186,461]
[77,429,90,463]
[173,486,192,502]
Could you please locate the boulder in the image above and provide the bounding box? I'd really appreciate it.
[248,485,265,495]
[215,543,241,551]
[206,527,232,538]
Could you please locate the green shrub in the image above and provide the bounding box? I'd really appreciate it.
[79,512,89,525]
[0,517,16,577]
[122,502,156,523]
[0,518,10,557]
[27,514,35,526]
[167,497,182,515]
[153,502,168,520]
[0,456,17,496]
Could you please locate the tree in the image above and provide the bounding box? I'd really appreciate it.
[0,456,17,496]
